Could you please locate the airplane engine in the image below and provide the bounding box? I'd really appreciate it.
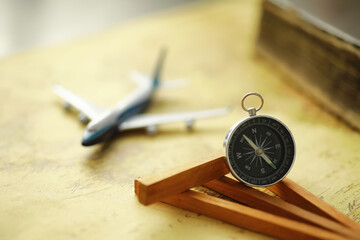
[186,119,194,131]
[62,101,71,110]
[146,125,157,136]
[78,113,89,124]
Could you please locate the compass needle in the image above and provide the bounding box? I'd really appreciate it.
[260,153,277,169]
[225,92,295,187]
[243,134,276,169]
[243,135,258,151]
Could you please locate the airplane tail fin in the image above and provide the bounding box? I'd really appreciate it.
[152,48,167,89]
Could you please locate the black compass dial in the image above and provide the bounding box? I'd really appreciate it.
[225,115,295,187]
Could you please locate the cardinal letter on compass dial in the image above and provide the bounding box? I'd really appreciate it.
[224,115,295,187]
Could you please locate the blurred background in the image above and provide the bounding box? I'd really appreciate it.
[0,0,359,239]
[0,0,201,59]
[1,0,359,60]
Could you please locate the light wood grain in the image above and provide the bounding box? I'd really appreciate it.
[135,150,228,205]
[162,190,348,240]
[267,178,360,233]
[135,151,360,238]
[204,176,360,239]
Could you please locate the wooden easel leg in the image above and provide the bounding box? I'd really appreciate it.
[204,176,360,239]
[162,190,348,240]
[267,178,360,233]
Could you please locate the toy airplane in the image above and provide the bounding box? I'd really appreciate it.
[53,50,231,146]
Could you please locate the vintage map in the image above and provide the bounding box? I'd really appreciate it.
[0,0,359,239]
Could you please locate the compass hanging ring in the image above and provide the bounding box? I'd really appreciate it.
[224,92,295,187]
[241,92,264,116]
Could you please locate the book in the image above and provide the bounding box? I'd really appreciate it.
[256,0,360,130]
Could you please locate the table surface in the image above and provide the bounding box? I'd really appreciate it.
[0,0,359,239]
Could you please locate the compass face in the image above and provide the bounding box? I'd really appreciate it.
[224,115,295,187]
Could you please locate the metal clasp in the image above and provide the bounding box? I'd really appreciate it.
[241,92,264,116]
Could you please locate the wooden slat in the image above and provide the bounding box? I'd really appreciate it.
[204,176,360,239]
[134,150,229,205]
[162,190,348,240]
[135,150,360,237]
[267,178,360,233]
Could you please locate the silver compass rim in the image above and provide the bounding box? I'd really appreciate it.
[223,114,296,187]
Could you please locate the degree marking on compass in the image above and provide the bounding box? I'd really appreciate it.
[254,135,259,146]
[263,146,274,151]
[244,153,254,161]
[263,140,271,148]
[260,136,267,148]
[250,155,257,165]
[262,140,267,148]
[243,150,253,155]
[259,135,262,147]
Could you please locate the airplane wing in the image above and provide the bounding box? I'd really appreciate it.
[130,71,149,87]
[52,84,104,121]
[118,107,231,131]
[130,71,188,89]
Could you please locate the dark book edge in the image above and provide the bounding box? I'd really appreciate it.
[256,0,360,131]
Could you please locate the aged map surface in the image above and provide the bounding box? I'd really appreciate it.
[0,1,359,239]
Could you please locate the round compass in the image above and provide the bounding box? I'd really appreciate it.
[224,93,295,187]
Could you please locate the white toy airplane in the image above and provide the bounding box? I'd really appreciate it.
[53,50,231,146]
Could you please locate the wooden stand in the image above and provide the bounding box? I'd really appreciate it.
[135,151,360,240]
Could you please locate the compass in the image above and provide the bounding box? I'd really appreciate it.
[224,93,295,187]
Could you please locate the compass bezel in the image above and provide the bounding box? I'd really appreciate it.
[224,115,296,187]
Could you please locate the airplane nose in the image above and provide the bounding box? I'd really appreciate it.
[81,131,93,146]
[81,126,114,146]
[81,138,91,146]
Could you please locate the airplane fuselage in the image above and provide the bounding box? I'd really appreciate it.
[81,81,154,146]
[53,49,230,147]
